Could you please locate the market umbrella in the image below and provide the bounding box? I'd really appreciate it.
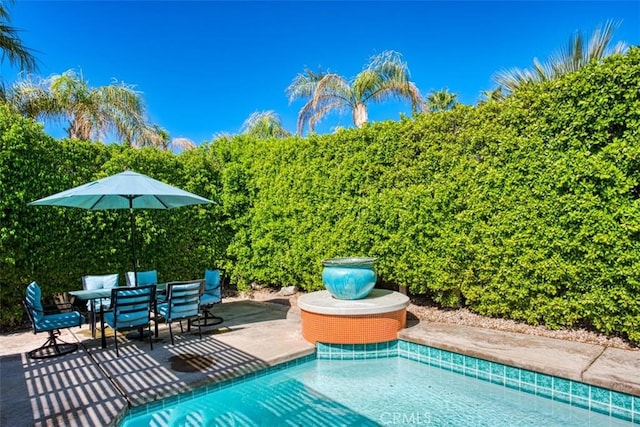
[29,170,213,283]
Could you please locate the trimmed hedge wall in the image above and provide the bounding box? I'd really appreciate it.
[2,48,639,342]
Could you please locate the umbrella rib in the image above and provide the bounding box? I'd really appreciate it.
[88,195,107,210]
[155,197,171,209]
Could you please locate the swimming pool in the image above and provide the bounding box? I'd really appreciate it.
[120,341,639,426]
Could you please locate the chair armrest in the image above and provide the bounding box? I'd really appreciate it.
[42,302,74,314]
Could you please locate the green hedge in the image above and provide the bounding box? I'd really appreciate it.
[2,48,639,342]
[0,108,230,328]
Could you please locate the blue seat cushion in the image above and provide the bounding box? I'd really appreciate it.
[35,311,85,333]
[157,301,199,321]
[104,311,149,329]
[200,293,220,305]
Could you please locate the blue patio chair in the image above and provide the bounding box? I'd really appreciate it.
[101,285,156,357]
[156,280,203,345]
[195,269,224,326]
[82,273,118,338]
[22,281,85,359]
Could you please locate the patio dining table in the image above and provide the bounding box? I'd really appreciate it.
[69,283,167,349]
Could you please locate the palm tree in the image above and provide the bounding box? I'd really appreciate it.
[7,69,160,144]
[479,87,505,104]
[426,89,458,112]
[286,50,425,136]
[0,0,37,100]
[170,137,196,151]
[240,110,291,139]
[494,20,627,93]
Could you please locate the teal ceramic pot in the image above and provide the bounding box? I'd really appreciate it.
[321,257,377,300]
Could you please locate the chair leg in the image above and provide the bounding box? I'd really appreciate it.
[114,328,119,357]
[169,322,174,345]
[154,314,159,338]
[89,311,96,339]
[148,324,153,351]
[194,305,223,327]
[27,329,78,359]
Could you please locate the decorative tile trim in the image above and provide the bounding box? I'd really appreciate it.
[397,340,637,424]
[317,340,638,424]
[316,341,398,360]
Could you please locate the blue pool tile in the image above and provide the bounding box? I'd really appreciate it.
[611,407,633,423]
[535,373,553,389]
[477,359,491,374]
[489,375,505,386]
[452,353,464,370]
[429,348,443,363]
[571,396,590,411]
[553,377,571,394]
[477,360,491,381]
[520,370,535,387]
[452,362,465,374]
[354,351,366,360]
[552,390,571,405]
[571,381,590,400]
[633,396,640,422]
[505,366,520,382]
[505,379,520,391]
[519,379,536,395]
[610,390,632,411]
[490,362,504,378]
[463,355,477,370]
[591,386,612,407]
[590,401,611,417]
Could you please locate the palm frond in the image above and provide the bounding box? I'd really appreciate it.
[0,0,38,73]
[493,20,627,94]
[241,110,291,139]
[286,68,328,102]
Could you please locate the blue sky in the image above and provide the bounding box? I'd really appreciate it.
[2,1,639,145]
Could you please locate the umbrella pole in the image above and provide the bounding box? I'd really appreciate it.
[127,198,149,340]
[129,199,138,286]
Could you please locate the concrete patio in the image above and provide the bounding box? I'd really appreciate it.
[1,295,638,426]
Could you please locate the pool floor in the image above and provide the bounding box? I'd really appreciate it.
[121,357,633,426]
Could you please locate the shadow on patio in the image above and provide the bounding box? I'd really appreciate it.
[0,299,314,426]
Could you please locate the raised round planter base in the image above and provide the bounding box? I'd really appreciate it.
[298,289,410,344]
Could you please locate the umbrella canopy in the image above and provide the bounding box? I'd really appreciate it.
[29,170,213,282]
[29,170,212,210]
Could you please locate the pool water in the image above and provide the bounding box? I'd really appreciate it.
[120,357,633,426]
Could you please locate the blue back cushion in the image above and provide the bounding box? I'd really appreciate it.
[204,269,221,299]
[83,273,119,290]
[137,270,158,286]
[26,281,44,320]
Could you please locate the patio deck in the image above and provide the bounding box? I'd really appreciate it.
[1,295,638,426]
